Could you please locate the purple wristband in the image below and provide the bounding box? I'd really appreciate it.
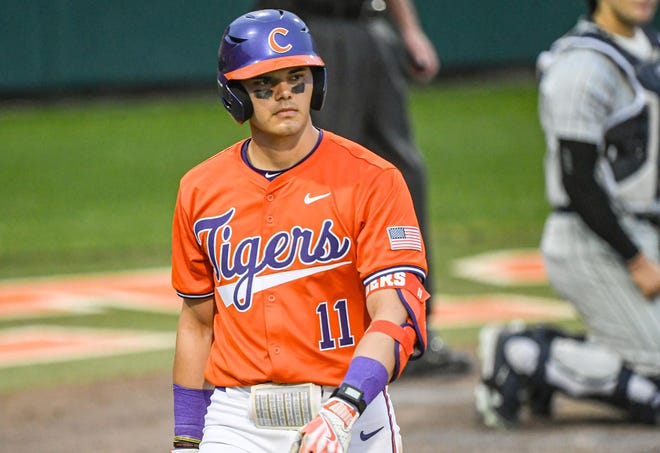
[173,384,213,443]
[341,356,389,406]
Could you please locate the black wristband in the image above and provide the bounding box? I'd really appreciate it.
[331,383,367,415]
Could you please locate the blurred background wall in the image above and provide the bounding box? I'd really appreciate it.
[0,1,605,96]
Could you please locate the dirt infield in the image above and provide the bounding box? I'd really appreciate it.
[3,365,659,453]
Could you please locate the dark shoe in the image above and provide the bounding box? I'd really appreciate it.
[403,334,472,376]
[474,324,524,429]
[528,383,554,417]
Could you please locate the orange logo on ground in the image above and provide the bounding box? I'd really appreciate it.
[452,249,546,286]
[429,294,575,329]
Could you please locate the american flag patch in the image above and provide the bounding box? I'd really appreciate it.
[387,226,422,251]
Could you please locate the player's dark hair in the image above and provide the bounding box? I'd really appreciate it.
[587,0,597,15]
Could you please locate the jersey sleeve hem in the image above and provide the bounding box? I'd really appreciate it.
[175,290,215,300]
[363,266,426,286]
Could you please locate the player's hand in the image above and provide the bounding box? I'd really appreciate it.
[401,28,440,82]
[628,253,660,299]
[289,397,358,453]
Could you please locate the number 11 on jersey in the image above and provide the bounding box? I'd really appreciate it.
[316,300,355,350]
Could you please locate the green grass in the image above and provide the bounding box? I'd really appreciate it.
[0,308,178,331]
[0,78,565,391]
[0,97,247,277]
[411,81,549,295]
[0,349,175,393]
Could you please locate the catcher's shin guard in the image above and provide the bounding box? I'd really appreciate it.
[525,324,577,417]
[475,324,525,429]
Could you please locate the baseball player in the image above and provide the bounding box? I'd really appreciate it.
[475,0,660,428]
[170,9,429,452]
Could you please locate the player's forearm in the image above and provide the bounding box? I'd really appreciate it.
[559,139,639,260]
[352,331,397,380]
[384,0,439,79]
[171,299,214,451]
[356,288,410,378]
[319,288,414,423]
[173,299,214,388]
[385,0,422,34]
[173,333,213,387]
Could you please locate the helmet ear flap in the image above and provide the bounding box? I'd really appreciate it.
[218,78,254,123]
[310,66,326,111]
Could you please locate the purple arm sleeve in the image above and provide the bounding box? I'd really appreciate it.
[173,384,213,444]
[341,356,389,406]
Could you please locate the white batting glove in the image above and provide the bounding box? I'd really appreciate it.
[289,397,358,453]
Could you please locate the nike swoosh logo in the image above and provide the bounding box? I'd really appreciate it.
[265,171,282,178]
[304,192,331,204]
[323,418,337,442]
[360,426,384,441]
[217,261,352,307]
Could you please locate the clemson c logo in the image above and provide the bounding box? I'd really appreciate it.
[268,27,292,53]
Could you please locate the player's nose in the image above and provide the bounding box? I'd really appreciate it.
[273,81,294,100]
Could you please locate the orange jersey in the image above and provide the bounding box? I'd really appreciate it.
[171,130,427,387]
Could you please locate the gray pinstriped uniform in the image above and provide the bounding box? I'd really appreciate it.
[538,19,660,377]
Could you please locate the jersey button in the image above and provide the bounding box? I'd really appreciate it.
[266,215,274,223]
[273,346,281,354]
[266,194,274,202]
[267,295,275,302]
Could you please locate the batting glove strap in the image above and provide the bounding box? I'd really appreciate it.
[289,397,359,453]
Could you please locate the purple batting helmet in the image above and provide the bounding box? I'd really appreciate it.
[217,9,327,123]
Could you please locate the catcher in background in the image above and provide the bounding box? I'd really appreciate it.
[476,0,660,428]
[170,9,429,452]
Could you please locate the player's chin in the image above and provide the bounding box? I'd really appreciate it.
[271,116,305,132]
[634,3,657,22]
